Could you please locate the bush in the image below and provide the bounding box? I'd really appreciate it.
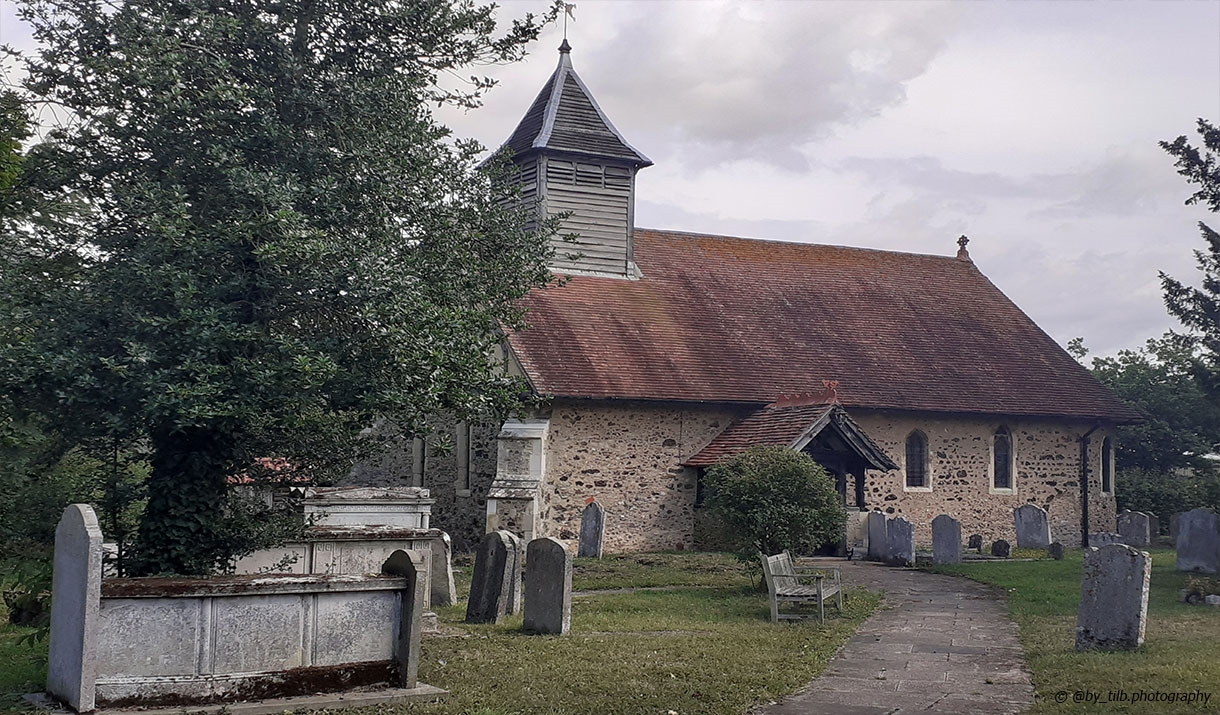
[703,446,845,561]
[1116,465,1220,525]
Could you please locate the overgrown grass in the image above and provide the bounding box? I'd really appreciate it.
[0,614,45,710]
[928,548,1220,713]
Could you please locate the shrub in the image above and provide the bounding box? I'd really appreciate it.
[703,446,845,561]
[1116,465,1220,526]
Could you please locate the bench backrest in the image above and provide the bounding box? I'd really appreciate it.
[761,552,799,593]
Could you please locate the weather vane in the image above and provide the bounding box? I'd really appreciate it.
[563,3,576,40]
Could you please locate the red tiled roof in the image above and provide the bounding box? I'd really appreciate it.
[506,229,1140,423]
[685,402,836,467]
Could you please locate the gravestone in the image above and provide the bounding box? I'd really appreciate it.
[1170,512,1182,545]
[1048,542,1065,560]
[1176,508,1220,574]
[1014,504,1052,548]
[578,501,606,558]
[967,534,983,552]
[991,539,1011,558]
[522,538,573,635]
[430,532,457,607]
[866,511,887,561]
[504,531,524,615]
[380,549,427,688]
[47,504,104,714]
[886,517,915,567]
[1116,510,1151,548]
[1147,513,1161,540]
[1075,544,1151,651]
[931,514,961,565]
[465,530,514,624]
[1089,532,1122,546]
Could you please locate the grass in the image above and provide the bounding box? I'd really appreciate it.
[0,552,878,715]
[928,548,1220,714]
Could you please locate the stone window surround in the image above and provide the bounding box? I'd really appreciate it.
[989,424,1017,495]
[902,429,932,492]
[1100,435,1115,496]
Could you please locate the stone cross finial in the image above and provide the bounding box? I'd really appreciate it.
[956,234,971,261]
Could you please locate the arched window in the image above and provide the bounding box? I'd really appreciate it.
[993,426,1013,490]
[1101,437,1113,494]
[905,431,928,488]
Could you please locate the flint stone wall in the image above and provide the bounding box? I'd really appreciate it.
[851,410,1116,547]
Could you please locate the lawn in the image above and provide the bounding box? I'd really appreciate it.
[0,552,880,715]
[928,548,1220,714]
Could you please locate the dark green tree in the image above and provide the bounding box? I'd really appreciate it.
[703,446,845,562]
[1,0,559,575]
[1081,333,1220,472]
[1160,118,1220,397]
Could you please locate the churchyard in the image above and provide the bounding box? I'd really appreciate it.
[929,548,1220,713]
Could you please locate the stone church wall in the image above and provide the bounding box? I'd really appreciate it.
[849,410,1116,548]
[346,422,499,552]
[540,400,747,552]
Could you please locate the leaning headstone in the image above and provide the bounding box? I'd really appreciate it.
[1117,510,1151,548]
[1014,504,1052,548]
[967,534,983,552]
[504,531,524,615]
[1170,512,1182,545]
[932,514,962,565]
[465,530,514,624]
[578,501,606,558]
[522,538,573,635]
[886,517,915,567]
[381,549,427,688]
[866,511,887,561]
[1176,508,1220,574]
[47,504,104,714]
[430,532,457,607]
[1075,544,1151,650]
[1048,542,1065,560]
[991,539,1011,558]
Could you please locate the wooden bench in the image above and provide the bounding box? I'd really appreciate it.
[760,551,843,623]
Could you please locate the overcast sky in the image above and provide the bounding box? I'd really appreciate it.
[436,0,1220,358]
[3,0,1218,358]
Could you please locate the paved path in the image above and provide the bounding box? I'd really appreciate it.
[758,559,1035,715]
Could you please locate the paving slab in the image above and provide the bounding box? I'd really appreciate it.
[756,560,1034,715]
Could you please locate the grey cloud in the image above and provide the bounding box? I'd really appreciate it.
[583,2,962,170]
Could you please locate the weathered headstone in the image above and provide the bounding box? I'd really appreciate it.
[1117,510,1151,548]
[1048,542,1065,560]
[430,532,457,607]
[1075,544,1151,651]
[381,549,427,688]
[522,538,573,635]
[1147,513,1161,540]
[866,511,887,561]
[1176,508,1220,574]
[931,514,961,565]
[578,501,606,558]
[967,534,983,552]
[47,504,104,714]
[886,517,915,567]
[504,531,524,615]
[1089,532,1122,546]
[1014,504,1052,548]
[991,539,1011,558]
[465,530,514,624]
[1170,512,1182,545]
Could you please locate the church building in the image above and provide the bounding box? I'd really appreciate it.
[364,41,1139,553]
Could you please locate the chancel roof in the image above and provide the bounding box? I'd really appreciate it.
[502,40,651,166]
[505,229,1141,424]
